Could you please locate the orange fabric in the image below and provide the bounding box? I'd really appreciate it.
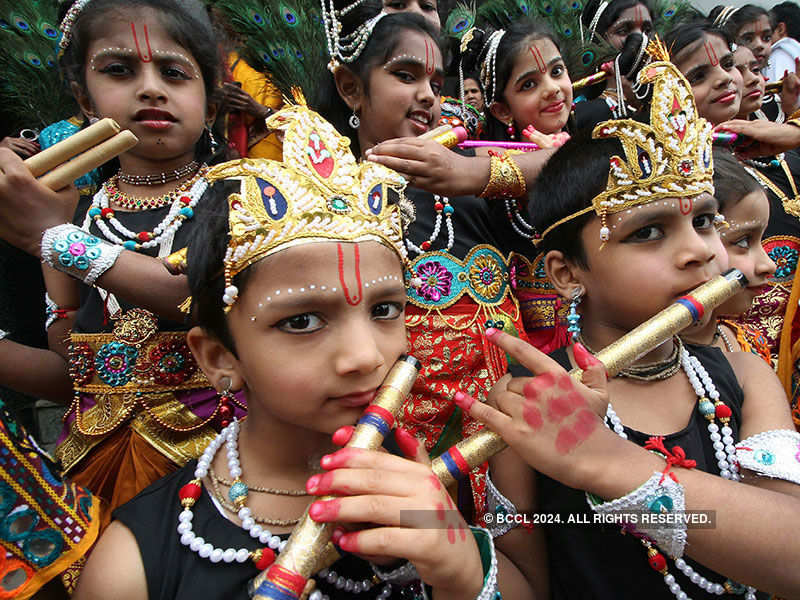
[68,428,178,531]
[228,53,283,160]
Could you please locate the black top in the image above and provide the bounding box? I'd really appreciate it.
[509,344,767,600]
[404,150,534,261]
[755,150,800,242]
[114,460,416,600]
[70,191,208,334]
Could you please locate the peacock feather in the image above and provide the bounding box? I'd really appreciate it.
[208,0,327,99]
[0,0,76,135]
[444,2,476,41]
[649,0,699,37]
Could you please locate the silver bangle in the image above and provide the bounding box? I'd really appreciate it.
[41,224,123,286]
[485,470,518,539]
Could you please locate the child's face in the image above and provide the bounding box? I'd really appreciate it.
[736,15,773,68]
[717,189,776,315]
[226,241,408,434]
[495,37,572,135]
[603,3,654,51]
[673,34,740,126]
[572,194,728,333]
[734,46,765,118]
[358,30,443,151]
[80,10,209,163]
[383,0,441,32]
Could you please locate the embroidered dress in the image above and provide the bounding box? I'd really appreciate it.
[0,398,99,599]
[735,151,800,427]
[56,191,246,533]
[402,184,532,518]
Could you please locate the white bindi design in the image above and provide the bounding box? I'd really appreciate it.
[383,54,425,70]
[258,275,401,305]
[89,46,200,78]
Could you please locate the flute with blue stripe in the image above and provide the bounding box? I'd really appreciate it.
[431,269,748,487]
[250,355,420,600]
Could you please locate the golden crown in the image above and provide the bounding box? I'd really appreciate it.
[204,97,409,310]
[537,40,714,246]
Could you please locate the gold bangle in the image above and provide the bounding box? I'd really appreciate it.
[480,154,527,199]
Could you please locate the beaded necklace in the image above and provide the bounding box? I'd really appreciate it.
[177,419,394,599]
[504,199,537,240]
[743,154,800,218]
[601,348,757,599]
[118,160,199,186]
[405,195,454,255]
[103,168,203,211]
[85,166,208,252]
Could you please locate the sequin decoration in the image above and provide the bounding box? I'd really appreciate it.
[469,255,503,298]
[68,342,95,386]
[416,261,453,302]
[149,339,197,386]
[95,341,138,387]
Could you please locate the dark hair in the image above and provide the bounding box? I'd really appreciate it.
[185,182,253,355]
[712,149,762,213]
[312,8,440,157]
[58,0,225,173]
[461,19,561,141]
[708,4,771,39]
[526,133,623,268]
[772,2,800,41]
[581,0,653,40]
[663,20,732,60]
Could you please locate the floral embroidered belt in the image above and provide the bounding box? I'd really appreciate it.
[58,309,217,472]
[68,310,207,395]
[405,245,512,309]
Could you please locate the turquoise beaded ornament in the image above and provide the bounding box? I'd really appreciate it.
[228,479,249,509]
[567,287,583,341]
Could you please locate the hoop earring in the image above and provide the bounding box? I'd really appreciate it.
[506,120,516,140]
[348,112,360,129]
[567,287,583,342]
[217,376,235,428]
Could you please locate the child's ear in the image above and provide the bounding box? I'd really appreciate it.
[186,326,245,392]
[545,250,585,299]
[488,100,512,126]
[334,66,365,113]
[205,102,218,128]
[71,81,97,122]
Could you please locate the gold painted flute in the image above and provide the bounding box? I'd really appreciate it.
[431,269,748,487]
[249,355,421,600]
[22,117,138,190]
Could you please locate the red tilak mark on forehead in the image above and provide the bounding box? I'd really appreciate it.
[337,242,363,306]
[424,38,435,75]
[529,44,546,72]
[130,23,152,62]
[634,5,644,29]
[679,197,693,215]
[704,41,719,67]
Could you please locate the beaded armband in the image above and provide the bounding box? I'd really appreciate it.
[587,472,687,559]
[41,224,123,286]
[735,430,800,484]
[485,470,518,539]
[480,154,526,199]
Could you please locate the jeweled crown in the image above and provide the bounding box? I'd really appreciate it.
[205,96,408,310]
[537,39,715,245]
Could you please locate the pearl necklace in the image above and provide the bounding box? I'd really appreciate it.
[504,198,537,240]
[177,419,392,599]
[405,195,454,255]
[603,348,756,599]
[85,167,208,252]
